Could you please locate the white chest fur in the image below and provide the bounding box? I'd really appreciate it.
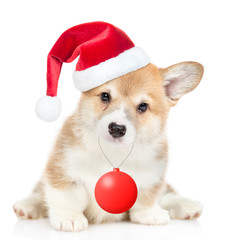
[65,137,166,195]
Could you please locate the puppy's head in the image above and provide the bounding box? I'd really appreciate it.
[78,62,203,145]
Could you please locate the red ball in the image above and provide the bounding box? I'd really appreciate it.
[94,168,138,214]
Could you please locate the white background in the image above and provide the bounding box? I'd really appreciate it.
[0,0,229,239]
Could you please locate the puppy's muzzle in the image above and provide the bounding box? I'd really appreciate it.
[108,122,126,138]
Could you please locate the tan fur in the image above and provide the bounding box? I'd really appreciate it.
[32,181,47,217]
[44,64,172,207]
[45,61,203,199]
[33,180,45,194]
[137,183,165,207]
[165,184,177,194]
[137,140,168,207]
[14,61,204,229]
[45,115,81,189]
[83,64,170,134]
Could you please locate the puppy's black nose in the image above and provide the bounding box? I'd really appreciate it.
[108,122,126,138]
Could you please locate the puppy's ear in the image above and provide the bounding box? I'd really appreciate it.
[160,62,204,106]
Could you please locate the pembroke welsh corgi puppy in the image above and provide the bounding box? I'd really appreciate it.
[14,62,204,232]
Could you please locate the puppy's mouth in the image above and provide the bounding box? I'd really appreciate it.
[103,133,125,144]
[100,132,135,146]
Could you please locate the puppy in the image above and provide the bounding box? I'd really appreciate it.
[13,62,204,231]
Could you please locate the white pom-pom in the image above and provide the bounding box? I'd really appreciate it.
[35,96,61,122]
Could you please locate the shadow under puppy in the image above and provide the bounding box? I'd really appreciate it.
[13,22,204,232]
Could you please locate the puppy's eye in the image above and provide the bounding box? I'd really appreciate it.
[100,92,110,102]
[137,103,148,113]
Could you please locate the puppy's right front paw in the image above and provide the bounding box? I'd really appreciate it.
[50,214,88,232]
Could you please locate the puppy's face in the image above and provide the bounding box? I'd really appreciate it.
[79,62,203,145]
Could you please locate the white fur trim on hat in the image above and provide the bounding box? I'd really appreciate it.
[73,46,150,92]
[35,96,61,122]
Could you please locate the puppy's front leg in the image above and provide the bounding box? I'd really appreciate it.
[129,186,170,225]
[45,183,89,232]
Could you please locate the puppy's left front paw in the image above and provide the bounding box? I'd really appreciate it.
[130,205,170,225]
[169,198,204,220]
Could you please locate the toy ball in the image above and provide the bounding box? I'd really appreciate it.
[94,168,138,214]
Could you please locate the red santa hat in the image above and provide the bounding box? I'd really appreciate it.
[35,21,150,122]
